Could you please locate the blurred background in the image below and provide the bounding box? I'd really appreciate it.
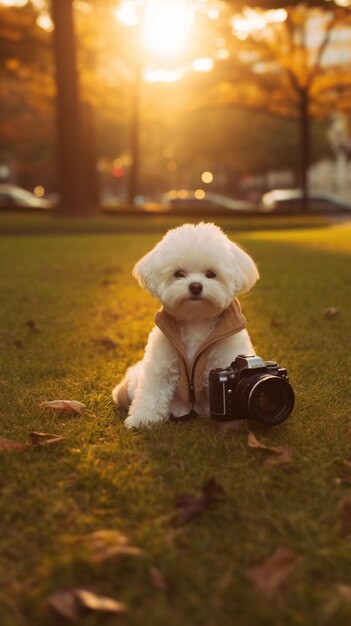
[1,0,351,215]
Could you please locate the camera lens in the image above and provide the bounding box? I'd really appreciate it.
[245,375,295,425]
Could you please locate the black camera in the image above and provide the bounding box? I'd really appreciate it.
[209,355,295,426]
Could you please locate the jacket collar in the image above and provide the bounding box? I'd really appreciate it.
[155,298,246,367]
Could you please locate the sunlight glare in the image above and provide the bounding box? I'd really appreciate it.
[192,57,214,72]
[232,7,287,39]
[113,1,139,27]
[143,67,185,82]
[0,0,28,6]
[143,0,194,57]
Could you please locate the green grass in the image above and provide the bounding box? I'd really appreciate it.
[0,209,331,235]
[0,219,351,625]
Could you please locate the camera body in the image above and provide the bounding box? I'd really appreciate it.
[209,355,295,426]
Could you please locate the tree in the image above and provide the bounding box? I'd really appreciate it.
[51,0,93,216]
[0,3,56,187]
[212,1,351,210]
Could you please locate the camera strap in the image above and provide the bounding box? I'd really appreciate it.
[169,409,199,423]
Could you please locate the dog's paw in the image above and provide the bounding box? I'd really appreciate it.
[124,414,144,429]
[124,410,166,429]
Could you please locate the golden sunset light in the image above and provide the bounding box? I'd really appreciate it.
[114,0,194,57]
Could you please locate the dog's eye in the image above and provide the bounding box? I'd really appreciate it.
[205,270,217,279]
[174,270,186,279]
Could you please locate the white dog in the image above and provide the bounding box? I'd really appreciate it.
[112,222,259,428]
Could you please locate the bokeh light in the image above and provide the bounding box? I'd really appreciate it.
[201,171,214,184]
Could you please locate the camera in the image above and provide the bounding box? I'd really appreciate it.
[209,355,295,426]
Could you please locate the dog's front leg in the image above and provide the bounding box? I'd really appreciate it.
[124,327,179,428]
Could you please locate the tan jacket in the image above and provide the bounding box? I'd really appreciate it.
[155,299,246,407]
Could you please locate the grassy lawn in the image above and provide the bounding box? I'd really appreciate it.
[0,218,351,625]
[0,209,332,235]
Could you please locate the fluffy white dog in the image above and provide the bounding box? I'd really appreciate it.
[112,222,259,428]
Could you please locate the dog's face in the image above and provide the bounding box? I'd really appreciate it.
[133,223,259,320]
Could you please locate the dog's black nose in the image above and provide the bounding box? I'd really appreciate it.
[189,282,203,296]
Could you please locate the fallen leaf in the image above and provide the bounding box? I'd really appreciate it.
[0,437,27,453]
[47,589,80,622]
[79,529,142,563]
[321,584,351,621]
[340,499,351,535]
[270,318,284,328]
[75,589,127,614]
[172,478,226,526]
[28,431,65,447]
[247,432,293,466]
[335,584,351,603]
[40,400,86,415]
[25,319,39,332]
[323,307,339,319]
[202,477,227,502]
[48,588,127,621]
[149,567,170,592]
[0,432,65,453]
[335,476,351,487]
[93,336,117,350]
[247,547,303,600]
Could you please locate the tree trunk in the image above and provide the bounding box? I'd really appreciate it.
[128,72,141,205]
[51,0,91,216]
[299,88,310,213]
[81,101,100,208]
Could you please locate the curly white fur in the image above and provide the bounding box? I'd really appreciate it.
[112,222,259,428]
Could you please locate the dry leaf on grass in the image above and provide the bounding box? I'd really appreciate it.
[322,584,351,620]
[171,478,226,526]
[92,337,117,350]
[40,400,86,415]
[28,431,65,447]
[25,319,39,332]
[247,432,293,466]
[78,529,142,563]
[247,547,303,600]
[335,584,351,603]
[0,437,27,452]
[270,318,284,328]
[47,588,79,622]
[335,475,351,487]
[0,432,65,454]
[48,588,127,621]
[149,567,171,592]
[75,589,127,614]
[323,307,340,319]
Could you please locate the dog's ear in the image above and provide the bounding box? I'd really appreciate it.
[132,250,158,296]
[228,241,259,294]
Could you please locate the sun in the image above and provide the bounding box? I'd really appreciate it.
[142,0,194,57]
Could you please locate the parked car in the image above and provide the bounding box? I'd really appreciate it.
[0,184,53,209]
[161,190,257,212]
[261,189,351,213]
